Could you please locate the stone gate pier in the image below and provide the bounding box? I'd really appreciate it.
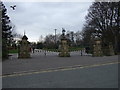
[18,34,31,58]
[59,28,70,57]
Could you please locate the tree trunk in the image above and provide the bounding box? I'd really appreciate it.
[114,36,118,54]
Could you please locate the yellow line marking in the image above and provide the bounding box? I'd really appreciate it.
[1,61,119,78]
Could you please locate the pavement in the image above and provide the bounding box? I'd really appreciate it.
[2,50,119,76]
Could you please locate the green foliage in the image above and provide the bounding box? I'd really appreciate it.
[1,2,12,59]
[2,39,8,59]
[36,42,43,49]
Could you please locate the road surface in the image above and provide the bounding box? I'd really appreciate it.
[2,62,118,88]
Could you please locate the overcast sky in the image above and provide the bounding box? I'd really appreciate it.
[4,1,93,42]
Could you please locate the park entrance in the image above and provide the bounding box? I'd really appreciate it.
[18,29,115,59]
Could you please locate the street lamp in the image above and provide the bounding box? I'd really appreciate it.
[54,29,57,44]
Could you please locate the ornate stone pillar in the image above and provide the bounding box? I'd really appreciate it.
[102,42,114,56]
[108,43,114,56]
[18,35,30,58]
[59,28,70,57]
[93,39,103,57]
[59,38,70,57]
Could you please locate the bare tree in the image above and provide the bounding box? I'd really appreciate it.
[83,2,120,54]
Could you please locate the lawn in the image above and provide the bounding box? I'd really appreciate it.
[9,49,18,53]
[43,47,83,52]
[69,47,82,51]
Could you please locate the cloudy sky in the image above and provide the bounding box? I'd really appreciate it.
[3,1,93,42]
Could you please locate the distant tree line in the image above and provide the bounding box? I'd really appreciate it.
[34,30,83,50]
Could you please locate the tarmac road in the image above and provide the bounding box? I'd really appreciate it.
[2,62,118,88]
[2,52,118,75]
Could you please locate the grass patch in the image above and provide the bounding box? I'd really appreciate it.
[43,47,83,52]
[43,48,59,52]
[9,49,18,53]
[69,47,83,51]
